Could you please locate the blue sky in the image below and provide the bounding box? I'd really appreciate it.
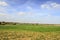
[0,0,60,24]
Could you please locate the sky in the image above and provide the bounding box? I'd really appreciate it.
[0,0,60,24]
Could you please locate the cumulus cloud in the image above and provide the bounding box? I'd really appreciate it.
[0,1,8,6]
[40,2,60,9]
[51,3,60,8]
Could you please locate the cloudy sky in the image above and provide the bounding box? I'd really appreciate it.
[0,0,60,24]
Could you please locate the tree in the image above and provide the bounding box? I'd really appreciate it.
[0,22,1,25]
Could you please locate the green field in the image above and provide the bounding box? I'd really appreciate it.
[0,24,60,32]
[0,24,60,40]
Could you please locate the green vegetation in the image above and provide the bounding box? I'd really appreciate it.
[0,22,60,40]
[0,24,60,32]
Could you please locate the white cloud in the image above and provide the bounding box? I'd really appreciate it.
[18,12,26,16]
[0,12,16,20]
[40,2,60,9]
[0,13,8,16]
[0,1,8,6]
[17,12,34,17]
[41,4,50,9]
[51,3,60,8]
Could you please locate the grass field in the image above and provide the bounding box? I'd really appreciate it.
[0,24,60,40]
[0,24,60,32]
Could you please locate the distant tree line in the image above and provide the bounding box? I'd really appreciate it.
[0,21,16,25]
[0,21,56,26]
[0,21,39,25]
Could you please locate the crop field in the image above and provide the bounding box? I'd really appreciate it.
[0,24,60,40]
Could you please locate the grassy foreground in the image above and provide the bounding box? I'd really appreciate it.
[0,24,60,40]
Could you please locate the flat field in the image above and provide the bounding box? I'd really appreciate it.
[0,24,60,40]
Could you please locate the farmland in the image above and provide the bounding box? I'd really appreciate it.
[0,24,60,32]
[0,24,60,40]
